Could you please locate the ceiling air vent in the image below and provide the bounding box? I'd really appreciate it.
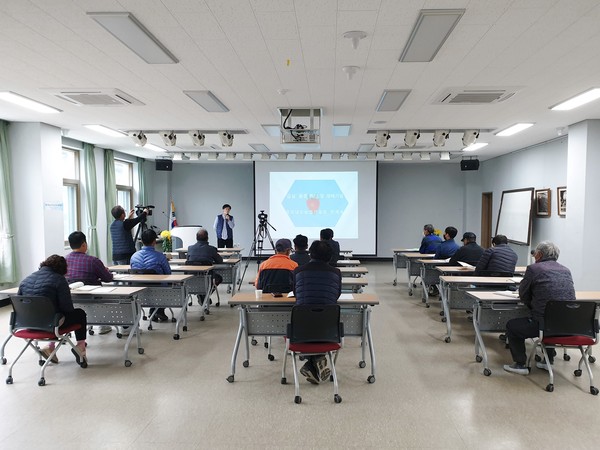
[434,88,520,105]
[50,89,144,106]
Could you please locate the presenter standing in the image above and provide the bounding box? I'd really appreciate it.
[214,203,235,248]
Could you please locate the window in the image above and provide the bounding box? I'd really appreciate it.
[62,148,80,244]
[115,159,133,212]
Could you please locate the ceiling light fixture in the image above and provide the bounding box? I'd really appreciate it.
[343,31,367,50]
[219,131,234,147]
[183,90,229,112]
[357,144,375,152]
[433,130,450,147]
[462,129,479,147]
[376,90,411,112]
[463,142,488,152]
[342,65,360,80]
[84,124,127,137]
[159,130,177,146]
[375,130,390,147]
[404,130,420,147]
[551,88,600,111]
[129,130,147,146]
[249,143,271,153]
[261,124,280,136]
[87,12,178,64]
[440,151,450,160]
[399,9,465,62]
[0,91,61,114]
[189,131,205,146]
[495,123,534,137]
[333,124,352,136]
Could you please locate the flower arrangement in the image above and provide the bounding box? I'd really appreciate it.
[160,230,172,252]
[434,229,442,237]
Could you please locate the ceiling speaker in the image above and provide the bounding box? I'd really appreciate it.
[460,159,480,171]
[155,159,173,171]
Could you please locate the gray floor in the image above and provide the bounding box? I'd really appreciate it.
[1,262,599,449]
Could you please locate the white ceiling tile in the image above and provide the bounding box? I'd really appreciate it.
[338,0,382,11]
[256,12,299,40]
[250,0,294,12]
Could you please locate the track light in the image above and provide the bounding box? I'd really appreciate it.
[160,130,177,146]
[375,130,390,147]
[433,130,450,147]
[129,131,147,146]
[462,129,479,147]
[189,130,205,146]
[219,131,234,147]
[404,130,420,147]
[343,31,367,50]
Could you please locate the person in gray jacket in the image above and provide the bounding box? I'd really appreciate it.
[503,241,575,375]
[474,234,518,275]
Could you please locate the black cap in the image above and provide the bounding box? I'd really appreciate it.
[275,238,292,252]
[462,232,476,241]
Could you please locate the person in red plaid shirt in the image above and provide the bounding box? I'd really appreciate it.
[66,231,114,335]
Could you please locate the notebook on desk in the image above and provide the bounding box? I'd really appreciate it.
[458,262,475,269]
[494,290,519,299]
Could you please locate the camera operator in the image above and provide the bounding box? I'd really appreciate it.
[110,205,149,265]
[213,203,235,248]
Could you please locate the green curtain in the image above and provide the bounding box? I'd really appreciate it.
[104,149,116,261]
[0,121,17,284]
[83,143,99,257]
[137,157,147,206]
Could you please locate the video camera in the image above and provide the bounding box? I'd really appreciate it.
[135,204,155,216]
[257,210,268,223]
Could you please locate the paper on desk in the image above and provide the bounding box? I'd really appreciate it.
[287,292,295,298]
[170,265,181,269]
[494,290,519,299]
[113,274,128,280]
[92,287,115,294]
[339,293,354,300]
[69,281,84,290]
[75,285,100,292]
[458,262,475,269]
[510,277,523,283]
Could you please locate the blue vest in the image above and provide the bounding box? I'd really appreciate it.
[216,215,233,240]
[110,220,135,257]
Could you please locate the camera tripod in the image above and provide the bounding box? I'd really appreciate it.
[133,215,149,250]
[237,216,276,290]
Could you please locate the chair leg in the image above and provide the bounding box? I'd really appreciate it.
[327,351,342,403]
[0,333,12,364]
[577,346,598,395]
[290,351,301,403]
[540,344,555,392]
[281,346,288,384]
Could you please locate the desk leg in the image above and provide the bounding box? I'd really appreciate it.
[393,254,398,286]
[472,302,491,376]
[365,307,376,383]
[227,307,246,382]
[440,281,452,343]
[174,285,188,340]
[420,265,429,307]
[123,299,144,367]
[406,261,413,296]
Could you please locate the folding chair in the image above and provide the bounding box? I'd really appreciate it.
[6,295,87,386]
[281,304,344,404]
[527,300,599,394]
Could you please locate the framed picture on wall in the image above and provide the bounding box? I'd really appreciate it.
[535,189,551,217]
[557,186,567,217]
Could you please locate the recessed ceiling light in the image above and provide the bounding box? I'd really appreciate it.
[145,143,166,152]
[87,12,178,64]
[550,88,600,111]
[495,123,534,137]
[463,142,488,151]
[84,124,127,137]
[399,9,465,62]
[357,144,375,152]
[373,120,387,125]
[376,90,411,112]
[261,124,280,136]
[183,90,229,112]
[0,91,61,114]
[249,143,270,152]
[333,124,351,137]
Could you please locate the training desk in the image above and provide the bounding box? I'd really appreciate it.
[336,259,360,266]
[342,277,368,293]
[418,259,450,307]
[338,266,369,277]
[438,275,522,343]
[466,290,600,376]
[227,292,379,384]
[436,266,528,276]
[0,286,145,367]
[400,252,435,296]
[112,274,194,340]
[392,248,418,286]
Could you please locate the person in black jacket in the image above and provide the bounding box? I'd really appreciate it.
[474,234,518,275]
[186,229,223,304]
[18,255,87,365]
[293,241,342,384]
[449,232,484,266]
[110,205,148,264]
[320,228,340,266]
[290,234,310,267]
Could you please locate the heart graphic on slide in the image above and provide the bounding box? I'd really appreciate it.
[306,197,320,214]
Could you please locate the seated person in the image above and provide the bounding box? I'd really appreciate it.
[18,255,88,365]
[474,234,518,276]
[504,241,575,375]
[293,241,342,384]
[66,231,114,335]
[449,232,484,266]
[419,224,442,254]
[186,228,224,300]
[290,234,310,267]
[255,238,298,292]
[434,226,460,259]
[320,228,340,266]
[131,229,171,322]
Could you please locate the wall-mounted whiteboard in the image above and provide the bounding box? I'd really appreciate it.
[495,188,534,245]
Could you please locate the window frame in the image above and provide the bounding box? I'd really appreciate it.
[115,159,134,211]
[62,147,81,246]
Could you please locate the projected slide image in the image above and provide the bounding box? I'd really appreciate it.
[270,172,358,238]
